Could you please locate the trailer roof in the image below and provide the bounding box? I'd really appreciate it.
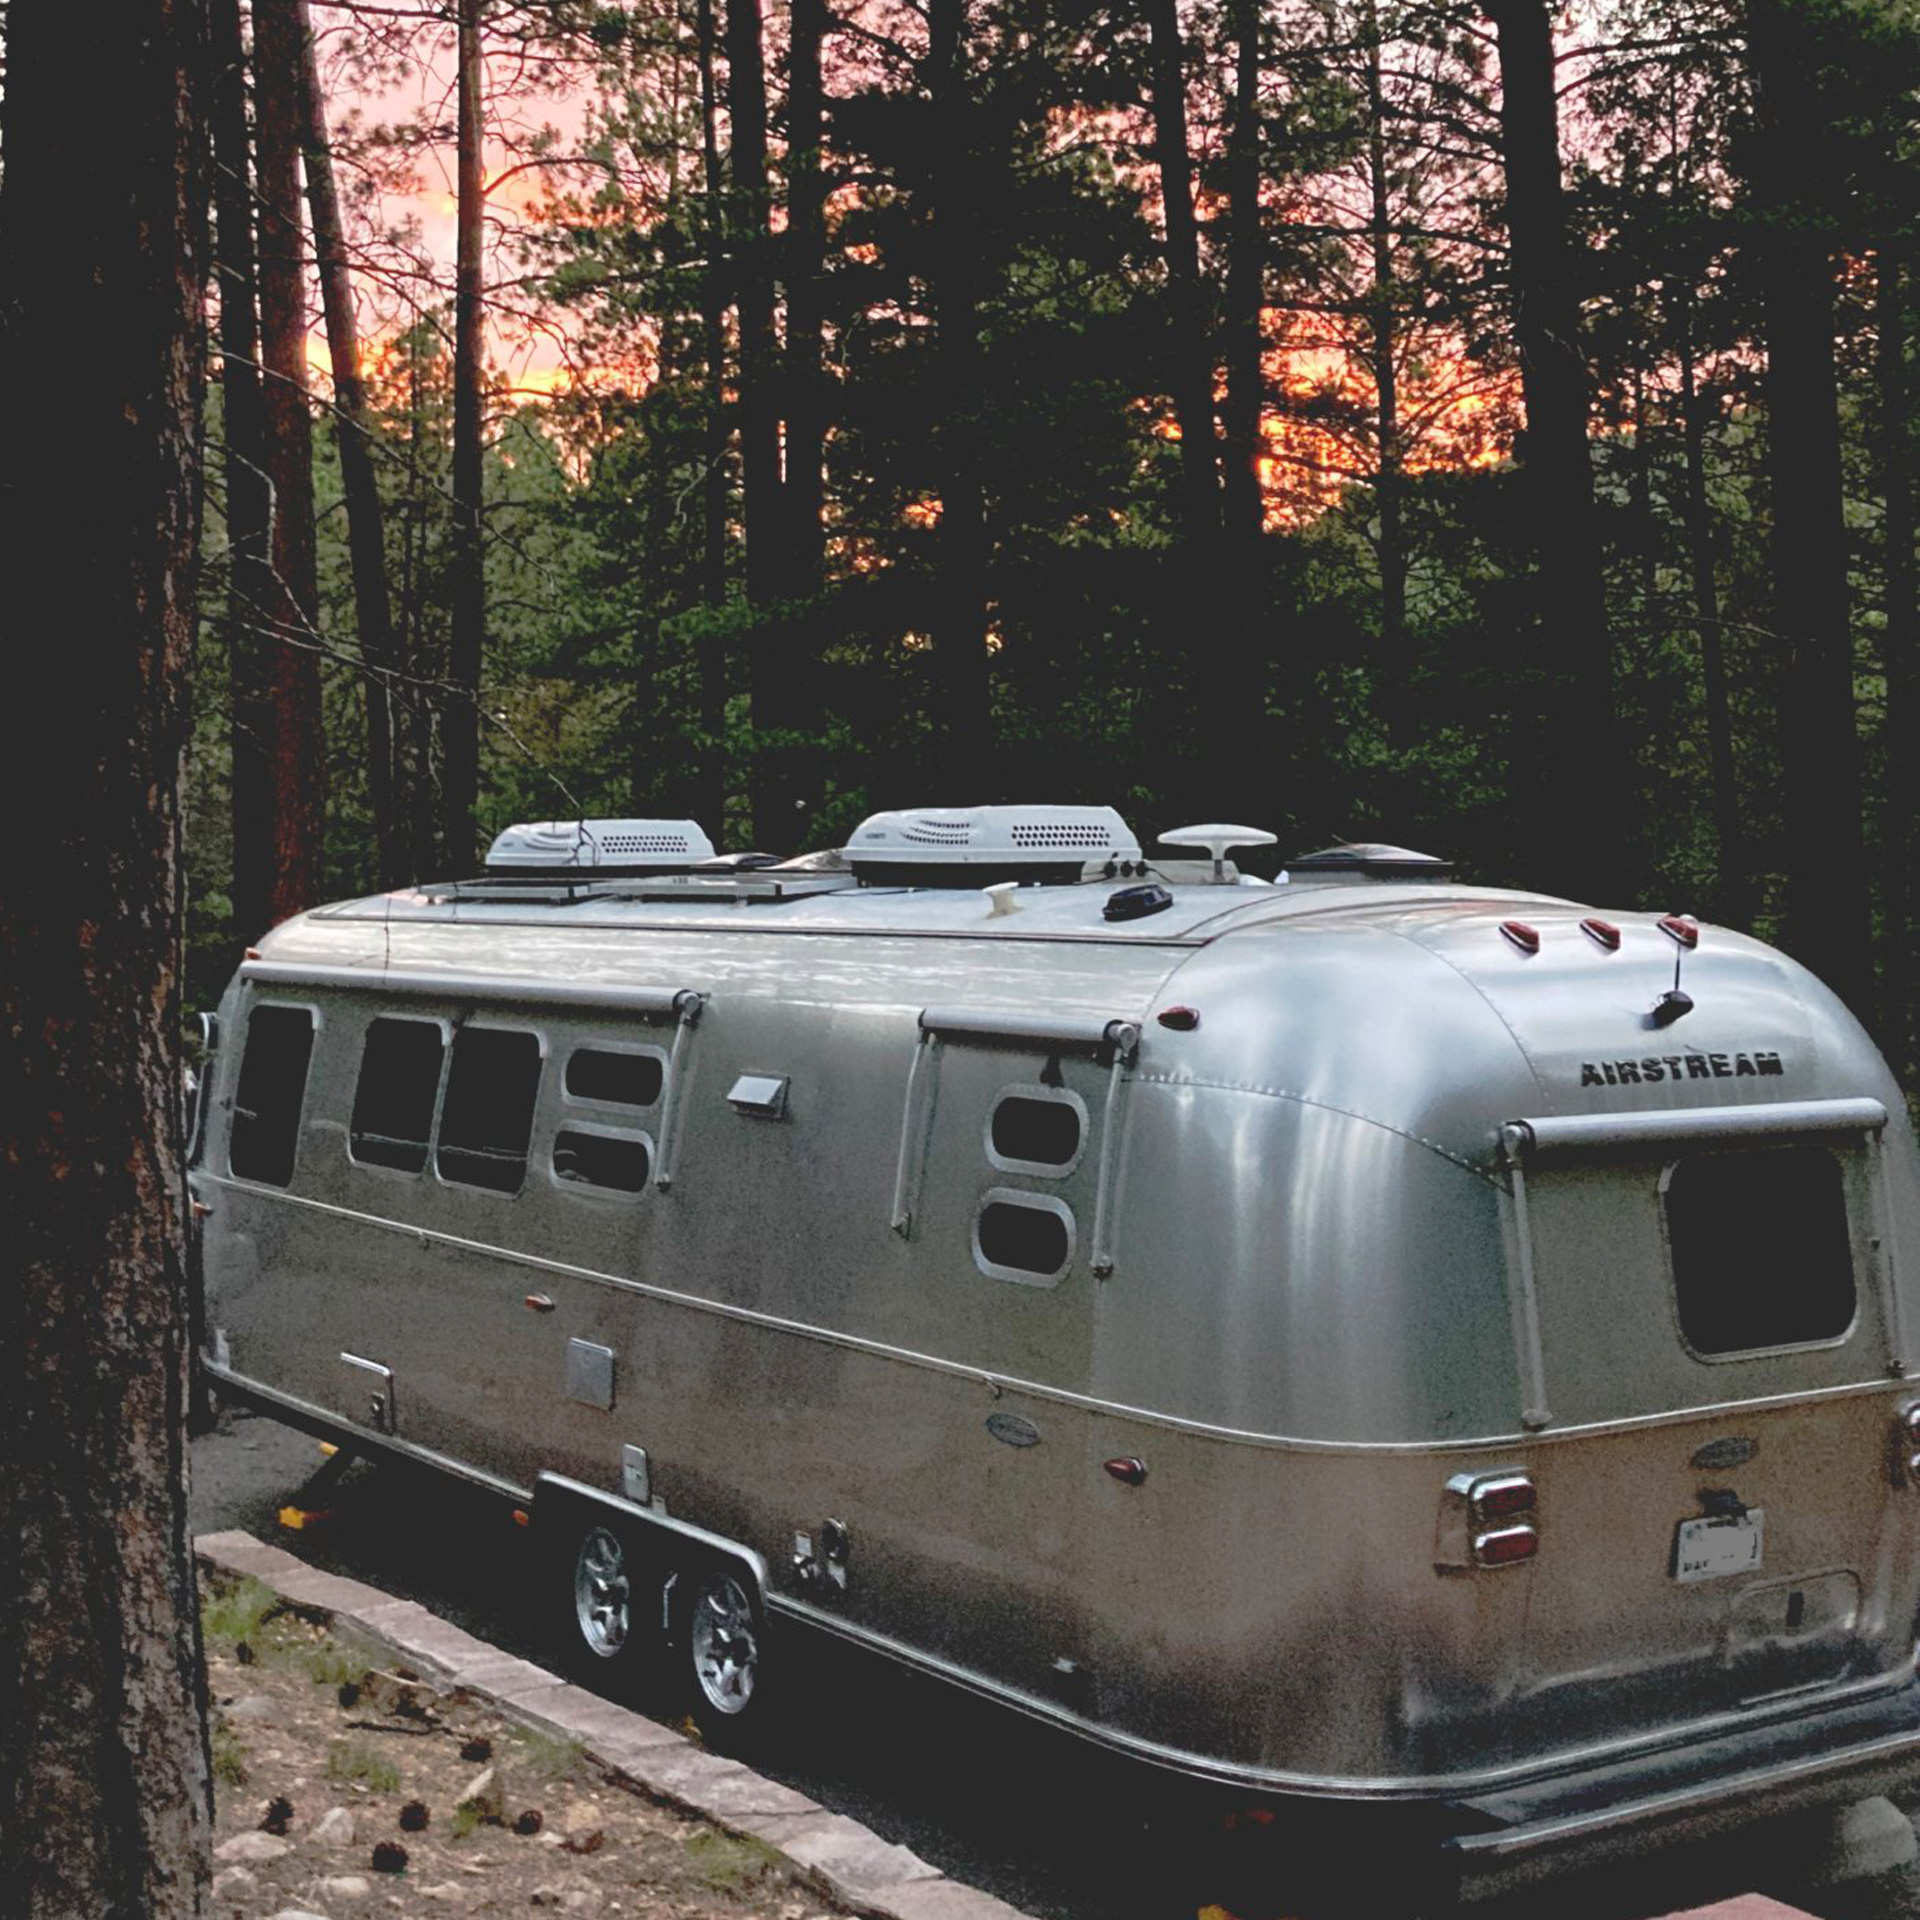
[299,872,1574,950]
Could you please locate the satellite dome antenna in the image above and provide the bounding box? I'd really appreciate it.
[1159,823,1277,883]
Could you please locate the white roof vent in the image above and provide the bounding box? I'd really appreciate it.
[846,804,1140,885]
[485,818,716,873]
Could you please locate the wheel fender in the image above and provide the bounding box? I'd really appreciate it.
[532,1472,770,1610]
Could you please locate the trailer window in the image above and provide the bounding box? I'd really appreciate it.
[229,1004,315,1187]
[553,1128,651,1194]
[437,1028,542,1194]
[989,1093,1084,1172]
[975,1195,1073,1284]
[566,1048,663,1110]
[1667,1147,1856,1355]
[350,1018,446,1173]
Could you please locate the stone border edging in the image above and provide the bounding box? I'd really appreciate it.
[195,1529,1038,1920]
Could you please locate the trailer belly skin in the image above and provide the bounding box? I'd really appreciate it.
[192,816,1920,1863]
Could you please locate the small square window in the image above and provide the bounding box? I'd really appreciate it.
[553,1129,651,1194]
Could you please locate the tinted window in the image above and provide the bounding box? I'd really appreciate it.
[229,1005,315,1187]
[566,1048,663,1109]
[991,1095,1082,1169]
[436,1028,542,1194]
[553,1129,651,1194]
[978,1200,1071,1279]
[350,1018,446,1173]
[1667,1147,1856,1355]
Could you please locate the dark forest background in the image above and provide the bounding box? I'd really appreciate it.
[191,0,1918,1069]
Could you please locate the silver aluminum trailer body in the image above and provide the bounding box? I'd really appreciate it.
[193,861,1920,1861]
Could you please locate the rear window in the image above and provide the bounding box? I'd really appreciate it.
[436,1027,542,1194]
[229,1004,315,1187]
[350,1018,445,1173]
[1666,1147,1856,1355]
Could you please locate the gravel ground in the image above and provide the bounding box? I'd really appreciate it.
[203,1570,843,1920]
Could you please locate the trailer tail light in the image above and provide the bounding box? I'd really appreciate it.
[1436,1469,1540,1570]
[1659,914,1699,950]
[1469,1474,1537,1525]
[1501,920,1540,955]
[1473,1524,1540,1567]
[1580,917,1621,951]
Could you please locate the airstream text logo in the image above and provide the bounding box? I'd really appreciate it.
[1579,1051,1784,1088]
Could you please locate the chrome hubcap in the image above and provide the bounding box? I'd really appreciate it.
[689,1572,759,1715]
[574,1526,630,1658]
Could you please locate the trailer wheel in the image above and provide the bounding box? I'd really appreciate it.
[677,1559,771,1747]
[557,1518,654,1690]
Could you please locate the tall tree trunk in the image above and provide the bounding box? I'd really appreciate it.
[211,0,276,942]
[400,332,442,879]
[1746,0,1872,1012]
[1144,0,1219,548]
[296,0,405,888]
[1362,0,1406,665]
[0,0,215,1911]
[776,0,828,836]
[1219,0,1264,550]
[1487,0,1621,904]
[1879,243,1916,1073]
[696,0,730,836]
[927,0,992,794]
[727,0,797,845]
[254,0,327,923]
[1678,282,1752,928]
[445,0,487,872]
[785,0,828,583]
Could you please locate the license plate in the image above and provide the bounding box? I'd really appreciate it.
[1673,1510,1764,1583]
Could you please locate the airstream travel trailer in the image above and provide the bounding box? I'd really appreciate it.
[194,804,1920,1881]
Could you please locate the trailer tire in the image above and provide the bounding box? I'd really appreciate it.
[555,1513,657,1694]
[674,1557,773,1749]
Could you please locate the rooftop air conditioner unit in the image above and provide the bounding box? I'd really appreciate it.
[484,818,717,875]
[845,804,1140,887]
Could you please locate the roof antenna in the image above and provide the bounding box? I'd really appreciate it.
[1651,915,1697,1027]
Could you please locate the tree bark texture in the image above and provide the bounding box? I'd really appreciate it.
[0,0,216,1913]
[211,0,276,943]
[445,0,487,872]
[1144,0,1220,548]
[1488,0,1622,905]
[254,0,327,923]
[926,0,993,795]
[1746,0,1873,1014]
[297,0,406,888]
